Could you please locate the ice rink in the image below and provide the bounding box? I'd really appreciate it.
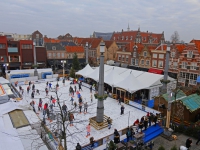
[19,79,148,149]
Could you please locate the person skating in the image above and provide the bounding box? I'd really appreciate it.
[32,84,35,91]
[86,123,91,137]
[15,81,18,87]
[91,94,93,102]
[69,113,74,126]
[79,83,82,91]
[196,130,200,145]
[70,97,74,105]
[186,138,192,149]
[31,91,34,98]
[114,129,120,144]
[62,78,65,86]
[118,97,122,105]
[84,102,88,114]
[107,117,111,129]
[28,81,31,86]
[46,81,48,87]
[62,103,67,114]
[74,85,77,92]
[45,88,49,96]
[49,103,53,113]
[90,85,92,93]
[74,101,77,109]
[38,98,43,111]
[36,89,40,95]
[79,102,82,114]
[46,107,50,120]
[21,89,24,95]
[120,105,125,115]
[49,82,52,90]
[43,103,48,117]
[76,143,82,150]
[30,100,36,113]
[27,86,30,94]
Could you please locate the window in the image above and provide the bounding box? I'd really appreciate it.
[182,62,187,69]
[126,36,128,40]
[122,36,124,40]
[36,34,39,38]
[190,62,197,70]
[118,55,121,61]
[152,60,157,67]
[143,51,147,57]
[10,56,19,62]
[146,60,150,65]
[122,55,125,61]
[135,59,138,65]
[9,110,29,128]
[171,52,175,58]
[141,59,144,65]
[57,53,60,58]
[187,51,193,58]
[131,58,135,65]
[133,52,136,57]
[53,53,56,58]
[48,53,52,58]
[62,53,64,58]
[173,62,178,69]
[126,56,129,62]
[52,46,56,50]
[0,44,6,48]
[22,44,32,49]
[158,61,163,68]
[130,36,133,40]
[159,54,164,59]
[153,54,157,58]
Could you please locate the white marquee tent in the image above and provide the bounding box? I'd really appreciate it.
[75,64,94,77]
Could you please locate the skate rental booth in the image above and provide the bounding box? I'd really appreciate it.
[76,64,176,108]
[5,68,53,82]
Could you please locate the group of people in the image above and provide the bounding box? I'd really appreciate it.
[133,112,158,133]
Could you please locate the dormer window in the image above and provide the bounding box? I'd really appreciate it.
[52,46,56,50]
[126,36,128,40]
[143,51,147,57]
[171,52,175,58]
[187,51,193,58]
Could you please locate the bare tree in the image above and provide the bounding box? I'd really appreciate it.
[170,31,180,43]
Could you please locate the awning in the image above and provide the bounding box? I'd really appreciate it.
[197,76,200,83]
[148,68,163,74]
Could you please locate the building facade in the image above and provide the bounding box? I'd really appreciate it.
[0,32,31,41]
[32,30,43,46]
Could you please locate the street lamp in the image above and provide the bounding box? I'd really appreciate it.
[86,42,88,64]
[96,42,105,123]
[61,60,66,78]
[166,92,172,128]
[33,42,38,77]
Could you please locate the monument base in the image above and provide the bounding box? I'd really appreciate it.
[89,115,112,130]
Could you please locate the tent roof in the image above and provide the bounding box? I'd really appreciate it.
[115,73,148,93]
[104,68,124,87]
[75,64,94,77]
[162,90,186,101]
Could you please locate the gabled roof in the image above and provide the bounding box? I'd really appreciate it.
[45,43,65,50]
[65,46,84,53]
[44,37,60,43]
[179,94,200,112]
[80,38,102,49]
[104,40,114,49]
[190,39,200,52]
[93,32,113,40]
[154,44,185,52]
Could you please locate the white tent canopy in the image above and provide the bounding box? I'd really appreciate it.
[75,64,94,77]
[104,68,124,87]
[115,72,148,93]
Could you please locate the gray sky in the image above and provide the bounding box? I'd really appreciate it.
[0,0,200,42]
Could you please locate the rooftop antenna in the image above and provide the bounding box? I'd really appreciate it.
[127,23,130,31]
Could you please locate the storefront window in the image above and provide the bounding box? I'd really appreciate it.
[10,56,19,62]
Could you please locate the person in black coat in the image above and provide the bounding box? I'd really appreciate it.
[114,129,120,144]
[186,138,192,149]
[120,105,125,115]
[153,115,158,126]
[144,117,148,130]
[196,130,200,145]
[76,143,82,150]
[139,121,144,133]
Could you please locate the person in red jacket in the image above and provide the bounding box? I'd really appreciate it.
[43,103,48,117]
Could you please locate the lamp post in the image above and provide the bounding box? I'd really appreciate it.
[86,42,88,64]
[33,42,38,76]
[166,92,172,128]
[96,42,105,123]
[61,60,66,78]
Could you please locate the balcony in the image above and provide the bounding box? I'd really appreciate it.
[8,47,18,53]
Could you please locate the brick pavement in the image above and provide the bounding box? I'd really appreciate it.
[153,134,200,150]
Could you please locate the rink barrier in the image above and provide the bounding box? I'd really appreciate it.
[10,76,38,83]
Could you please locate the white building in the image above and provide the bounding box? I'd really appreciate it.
[0,32,32,41]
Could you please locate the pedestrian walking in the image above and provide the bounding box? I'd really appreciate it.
[120,105,125,115]
[69,113,74,126]
[107,117,112,129]
[38,98,43,111]
[196,130,200,145]
[86,123,91,137]
[126,127,131,142]
[186,138,192,149]
[148,113,153,126]
[144,117,148,130]
[84,102,88,114]
[114,129,120,144]
[90,137,95,148]
[79,102,82,114]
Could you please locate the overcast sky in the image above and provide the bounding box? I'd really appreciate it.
[0,0,200,42]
